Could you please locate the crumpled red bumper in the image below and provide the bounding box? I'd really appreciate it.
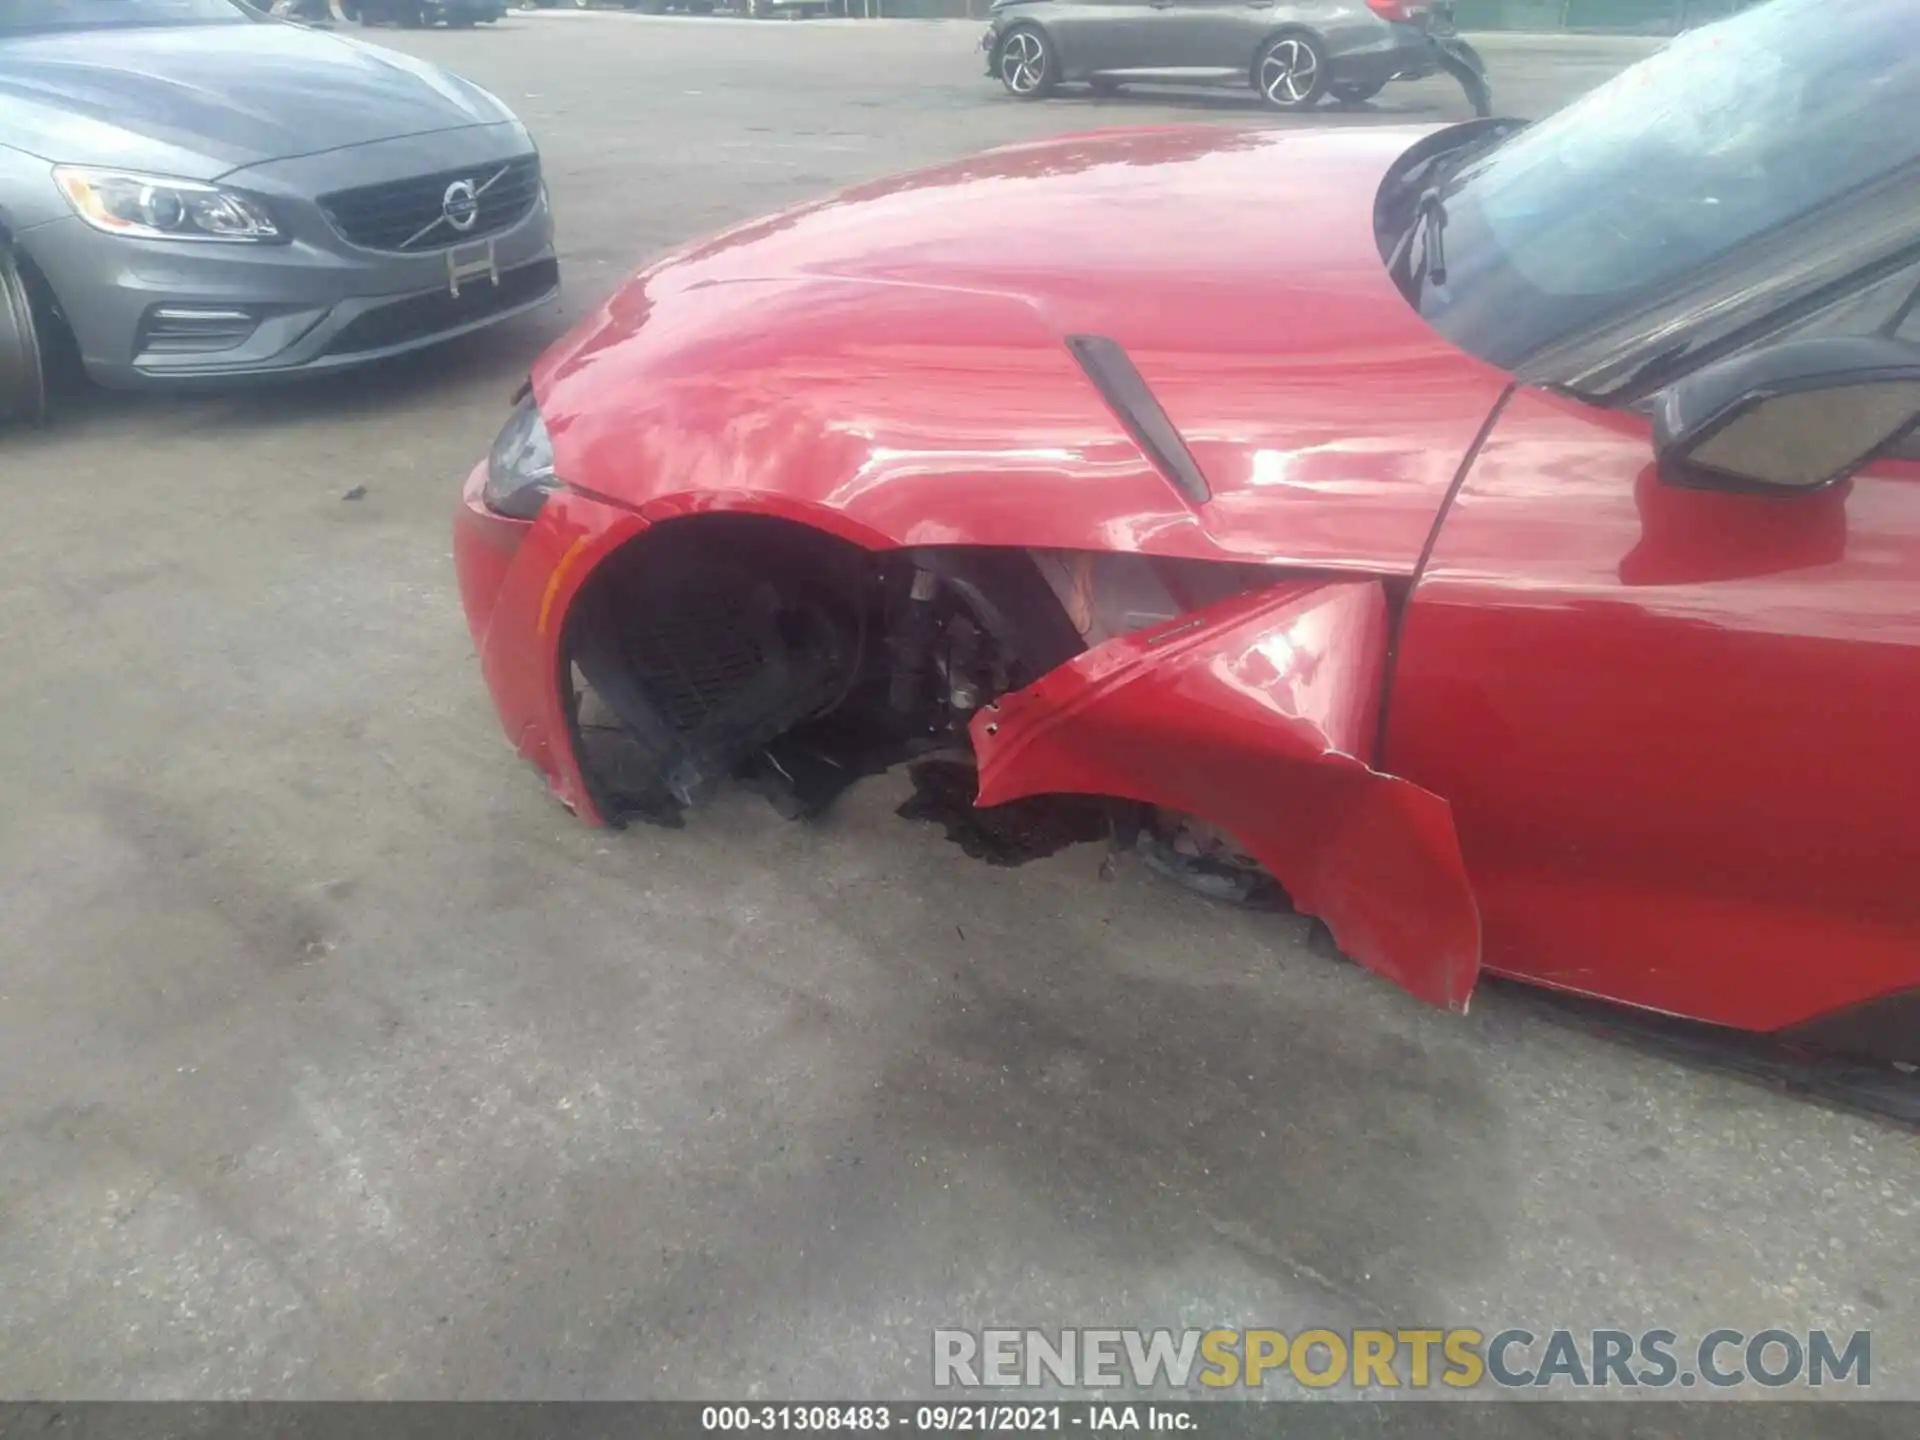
[970,578,1481,1010]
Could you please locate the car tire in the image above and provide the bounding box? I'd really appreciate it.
[996,24,1058,100]
[0,245,48,427]
[1329,78,1385,106]
[1255,32,1329,111]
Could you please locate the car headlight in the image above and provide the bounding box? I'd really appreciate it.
[53,167,282,243]
[483,396,561,519]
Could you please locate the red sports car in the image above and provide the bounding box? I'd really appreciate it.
[456,0,1920,1066]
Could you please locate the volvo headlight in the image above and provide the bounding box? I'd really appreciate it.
[483,396,561,519]
[54,167,282,243]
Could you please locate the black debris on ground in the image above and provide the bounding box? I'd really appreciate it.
[895,759,1114,867]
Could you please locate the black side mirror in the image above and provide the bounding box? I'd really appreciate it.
[1653,336,1920,495]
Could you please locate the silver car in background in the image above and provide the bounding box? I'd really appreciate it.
[0,0,556,423]
[984,0,1487,112]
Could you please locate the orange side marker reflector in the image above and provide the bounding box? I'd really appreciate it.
[537,535,593,639]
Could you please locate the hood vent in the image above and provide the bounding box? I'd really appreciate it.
[1064,333,1212,505]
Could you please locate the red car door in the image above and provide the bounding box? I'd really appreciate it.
[1385,384,1920,1046]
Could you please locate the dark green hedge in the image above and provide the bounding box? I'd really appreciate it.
[1451,0,1761,32]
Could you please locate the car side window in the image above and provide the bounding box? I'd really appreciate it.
[1753,263,1920,462]
[1885,289,1920,460]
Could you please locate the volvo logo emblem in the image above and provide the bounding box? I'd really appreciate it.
[442,179,480,233]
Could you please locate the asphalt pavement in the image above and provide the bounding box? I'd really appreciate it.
[0,14,1913,1416]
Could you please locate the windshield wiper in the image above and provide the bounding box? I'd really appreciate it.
[1416,189,1448,287]
[1388,119,1528,214]
[1382,124,1529,304]
[1388,187,1449,297]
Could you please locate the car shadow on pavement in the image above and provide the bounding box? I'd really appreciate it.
[1034,83,1471,124]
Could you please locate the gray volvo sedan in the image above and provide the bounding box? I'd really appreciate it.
[982,0,1478,111]
[0,0,556,422]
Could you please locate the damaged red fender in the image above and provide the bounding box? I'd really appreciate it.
[970,579,1481,1010]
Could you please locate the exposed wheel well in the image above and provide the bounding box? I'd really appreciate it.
[559,514,1084,826]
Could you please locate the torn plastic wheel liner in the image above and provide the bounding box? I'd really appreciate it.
[971,577,1481,1011]
[566,540,866,823]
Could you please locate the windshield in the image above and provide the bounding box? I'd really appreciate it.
[0,0,248,33]
[1412,0,1920,376]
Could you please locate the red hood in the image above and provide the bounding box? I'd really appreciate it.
[535,124,1512,573]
